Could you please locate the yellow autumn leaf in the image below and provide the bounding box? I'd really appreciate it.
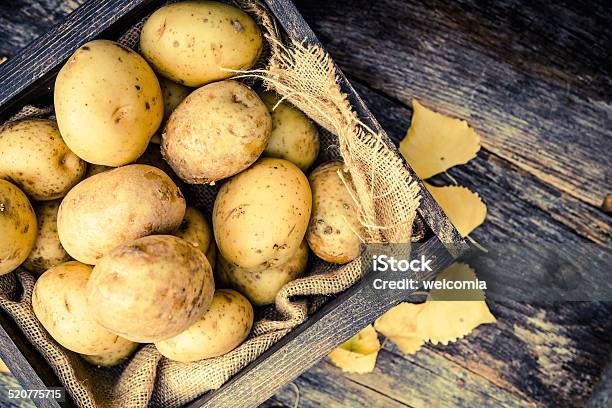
[424,183,487,237]
[328,325,380,373]
[0,357,9,373]
[374,302,426,354]
[373,264,496,354]
[419,263,495,345]
[399,100,481,179]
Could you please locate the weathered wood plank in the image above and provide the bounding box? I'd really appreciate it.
[294,0,612,208]
[262,361,411,408]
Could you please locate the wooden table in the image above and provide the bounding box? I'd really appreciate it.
[1,0,610,407]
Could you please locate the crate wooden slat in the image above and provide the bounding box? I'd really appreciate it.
[0,0,467,407]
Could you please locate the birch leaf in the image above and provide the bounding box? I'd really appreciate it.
[328,325,380,373]
[399,99,481,179]
[424,183,487,237]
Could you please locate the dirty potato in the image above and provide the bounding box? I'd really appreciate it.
[0,119,86,200]
[32,261,135,355]
[80,342,139,367]
[57,164,185,265]
[0,180,37,275]
[160,77,191,121]
[155,289,253,362]
[140,1,262,87]
[307,162,363,264]
[162,80,271,183]
[23,200,71,275]
[213,158,311,271]
[54,40,163,166]
[216,240,308,306]
[173,207,216,267]
[260,92,320,171]
[87,235,214,343]
[205,239,217,270]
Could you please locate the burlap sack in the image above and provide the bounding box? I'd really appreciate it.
[0,1,421,406]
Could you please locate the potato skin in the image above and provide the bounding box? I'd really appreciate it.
[32,261,135,355]
[54,40,163,166]
[260,92,320,171]
[81,342,139,367]
[23,200,71,275]
[162,80,271,183]
[160,77,190,121]
[140,1,262,87]
[174,207,216,267]
[307,162,363,264]
[0,180,37,275]
[57,164,185,265]
[217,240,308,306]
[87,235,214,343]
[155,289,253,362]
[0,119,86,200]
[213,158,311,271]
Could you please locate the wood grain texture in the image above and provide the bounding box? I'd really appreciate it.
[0,0,610,407]
[294,0,612,208]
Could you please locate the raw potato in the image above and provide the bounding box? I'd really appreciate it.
[58,164,185,265]
[85,163,112,178]
[81,342,139,367]
[136,143,184,187]
[87,235,214,343]
[213,158,311,271]
[307,162,363,264]
[32,261,135,355]
[174,207,216,267]
[23,200,71,275]
[217,240,308,306]
[162,80,271,183]
[205,239,217,270]
[0,119,86,200]
[54,40,163,166]
[155,289,253,362]
[140,1,262,87]
[160,77,190,121]
[0,180,37,275]
[260,92,320,171]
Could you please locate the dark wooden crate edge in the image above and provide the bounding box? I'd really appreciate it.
[0,0,467,407]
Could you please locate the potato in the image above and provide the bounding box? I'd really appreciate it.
[205,239,217,270]
[260,92,320,171]
[174,207,216,267]
[32,261,135,355]
[217,240,308,306]
[213,158,311,271]
[307,162,364,263]
[23,200,71,275]
[54,40,163,166]
[87,235,214,343]
[0,180,37,275]
[135,143,184,187]
[162,80,271,183]
[84,163,112,178]
[58,164,185,265]
[140,1,262,87]
[160,77,190,121]
[0,119,86,200]
[81,342,139,367]
[155,289,253,362]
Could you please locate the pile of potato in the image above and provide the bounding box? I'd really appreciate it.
[0,1,364,367]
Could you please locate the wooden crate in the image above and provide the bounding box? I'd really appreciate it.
[0,0,467,407]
